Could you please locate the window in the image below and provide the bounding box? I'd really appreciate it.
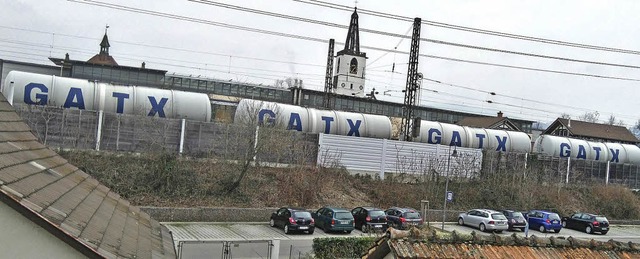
[336,58,340,73]
[349,57,358,74]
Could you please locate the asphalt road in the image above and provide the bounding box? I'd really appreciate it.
[164,222,640,259]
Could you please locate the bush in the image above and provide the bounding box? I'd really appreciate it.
[312,237,376,259]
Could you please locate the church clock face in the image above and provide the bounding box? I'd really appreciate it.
[341,83,346,88]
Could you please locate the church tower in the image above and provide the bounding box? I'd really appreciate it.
[333,8,367,97]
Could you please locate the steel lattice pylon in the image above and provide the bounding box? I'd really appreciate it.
[401,18,422,141]
[323,39,335,109]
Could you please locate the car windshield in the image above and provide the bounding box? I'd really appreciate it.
[294,211,311,218]
[335,212,353,220]
[369,210,385,217]
[548,213,561,220]
[512,212,524,218]
[405,212,421,219]
[595,216,608,222]
[491,213,507,220]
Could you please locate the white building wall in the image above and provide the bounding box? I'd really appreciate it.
[0,201,87,258]
[334,54,366,97]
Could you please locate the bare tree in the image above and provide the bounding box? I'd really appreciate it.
[560,113,571,119]
[578,111,600,123]
[630,119,640,139]
[606,114,624,126]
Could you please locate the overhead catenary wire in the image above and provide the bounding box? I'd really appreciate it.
[190,0,640,70]
[68,0,640,83]
[294,0,640,56]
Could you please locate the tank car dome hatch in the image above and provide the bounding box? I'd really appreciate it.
[4,71,212,122]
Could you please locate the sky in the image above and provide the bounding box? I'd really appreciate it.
[1,0,640,127]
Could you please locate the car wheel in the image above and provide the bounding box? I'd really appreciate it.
[496,230,503,234]
[362,224,368,233]
[561,221,566,228]
[269,219,275,227]
[458,218,464,226]
[554,229,561,233]
[323,226,329,233]
[539,226,546,233]
[479,223,486,232]
[346,230,352,234]
[520,227,526,232]
[586,225,592,234]
[601,231,608,235]
[284,225,291,234]
[308,230,314,235]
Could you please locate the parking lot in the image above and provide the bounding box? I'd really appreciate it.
[165,222,640,258]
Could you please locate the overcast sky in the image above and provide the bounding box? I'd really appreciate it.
[2,0,639,126]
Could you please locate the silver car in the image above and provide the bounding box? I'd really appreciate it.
[458,209,509,233]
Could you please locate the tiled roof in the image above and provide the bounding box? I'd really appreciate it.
[363,228,640,259]
[546,118,638,143]
[456,116,521,131]
[87,53,119,66]
[0,94,176,258]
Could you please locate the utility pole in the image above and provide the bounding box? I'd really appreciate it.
[400,18,422,141]
[323,39,335,109]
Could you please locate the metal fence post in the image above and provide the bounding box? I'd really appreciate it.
[380,138,387,180]
[566,157,571,184]
[271,239,280,259]
[95,110,103,151]
[179,119,186,155]
[605,161,611,185]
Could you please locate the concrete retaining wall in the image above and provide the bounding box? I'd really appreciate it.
[141,207,278,222]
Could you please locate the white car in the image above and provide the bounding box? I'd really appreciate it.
[458,209,509,233]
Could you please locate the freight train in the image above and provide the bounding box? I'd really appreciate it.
[4,71,640,165]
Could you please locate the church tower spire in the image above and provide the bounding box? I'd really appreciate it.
[334,8,367,97]
[100,25,110,55]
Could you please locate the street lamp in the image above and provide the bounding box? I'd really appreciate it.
[442,145,458,230]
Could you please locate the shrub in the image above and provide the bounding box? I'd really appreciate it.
[312,237,376,259]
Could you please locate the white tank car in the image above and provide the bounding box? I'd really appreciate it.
[3,71,212,122]
[413,120,532,153]
[234,99,392,139]
[533,135,640,165]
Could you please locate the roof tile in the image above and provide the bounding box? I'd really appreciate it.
[0,93,175,258]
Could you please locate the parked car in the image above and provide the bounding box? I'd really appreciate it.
[500,210,527,231]
[385,207,423,230]
[525,210,562,233]
[351,206,388,233]
[312,207,354,233]
[561,213,609,235]
[458,209,509,233]
[269,207,315,234]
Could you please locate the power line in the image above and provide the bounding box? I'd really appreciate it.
[294,0,640,56]
[69,0,640,83]
[191,0,640,70]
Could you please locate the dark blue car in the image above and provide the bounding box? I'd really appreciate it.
[525,210,562,233]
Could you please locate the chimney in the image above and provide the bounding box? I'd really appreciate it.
[141,62,146,69]
[568,118,571,128]
[497,111,503,118]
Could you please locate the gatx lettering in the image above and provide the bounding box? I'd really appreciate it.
[23,83,168,117]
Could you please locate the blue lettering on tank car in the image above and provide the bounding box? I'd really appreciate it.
[63,87,85,109]
[428,128,442,144]
[495,136,507,151]
[288,113,303,131]
[258,109,276,125]
[560,143,571,157]
[610,148,620,163]
[475,133,486,149]
[450,131,462,146]
[593,147,601,160]
[576,145,587,159]
[347,119,361,136]
[23,83,48,105]
[321,116,334,134]
[112,92,130,113]
[147,97,168,117]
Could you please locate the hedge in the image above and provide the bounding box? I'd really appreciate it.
[312,237,376,259]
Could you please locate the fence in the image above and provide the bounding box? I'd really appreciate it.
[15,105,318,165]
[177,240,277,259]
[14,105,640,189]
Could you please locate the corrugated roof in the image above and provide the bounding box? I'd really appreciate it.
[547,118,638,143]
[363,228,640,259]
[0,94,176,258]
